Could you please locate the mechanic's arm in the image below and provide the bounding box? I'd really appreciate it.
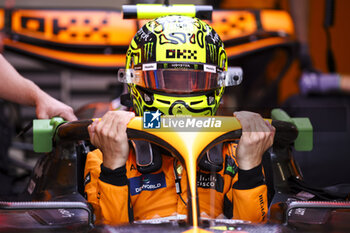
[231,111,275,222]
[85,111,135,224]
[0,54,76,120]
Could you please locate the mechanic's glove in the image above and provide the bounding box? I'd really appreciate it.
[299,72,341,95]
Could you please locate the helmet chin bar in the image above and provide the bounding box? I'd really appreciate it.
[135,88,221,117]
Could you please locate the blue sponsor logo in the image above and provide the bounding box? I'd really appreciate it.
[129,172,166,196]
[143,110,161,129]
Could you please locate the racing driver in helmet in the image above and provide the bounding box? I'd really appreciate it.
[84,15,275,225]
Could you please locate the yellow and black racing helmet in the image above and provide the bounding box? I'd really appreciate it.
[118,15,241,116]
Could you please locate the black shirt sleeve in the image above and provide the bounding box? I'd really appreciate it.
[233,164,265,190]
[99,164,128,186]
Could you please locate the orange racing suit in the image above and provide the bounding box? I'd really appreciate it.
[84,142,268,225]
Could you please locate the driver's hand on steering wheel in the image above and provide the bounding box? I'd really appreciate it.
[234,111,275,170]
[88,110,135,170]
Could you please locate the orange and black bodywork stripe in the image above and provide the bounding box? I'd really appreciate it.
[0,9,4,52]
[0,8,295,70]
[210,10,295,59]
[10,9,136,46]
[3,9,137,69]
[3,38,126,69]
[0,9,4,31]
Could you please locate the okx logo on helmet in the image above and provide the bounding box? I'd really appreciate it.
[118,15,242,116]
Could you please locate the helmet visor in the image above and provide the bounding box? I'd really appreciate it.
[119,69,223,93]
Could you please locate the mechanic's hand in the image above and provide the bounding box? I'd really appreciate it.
[35,93,77,121]
[234,111,275,170]
[88,110,135,170]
